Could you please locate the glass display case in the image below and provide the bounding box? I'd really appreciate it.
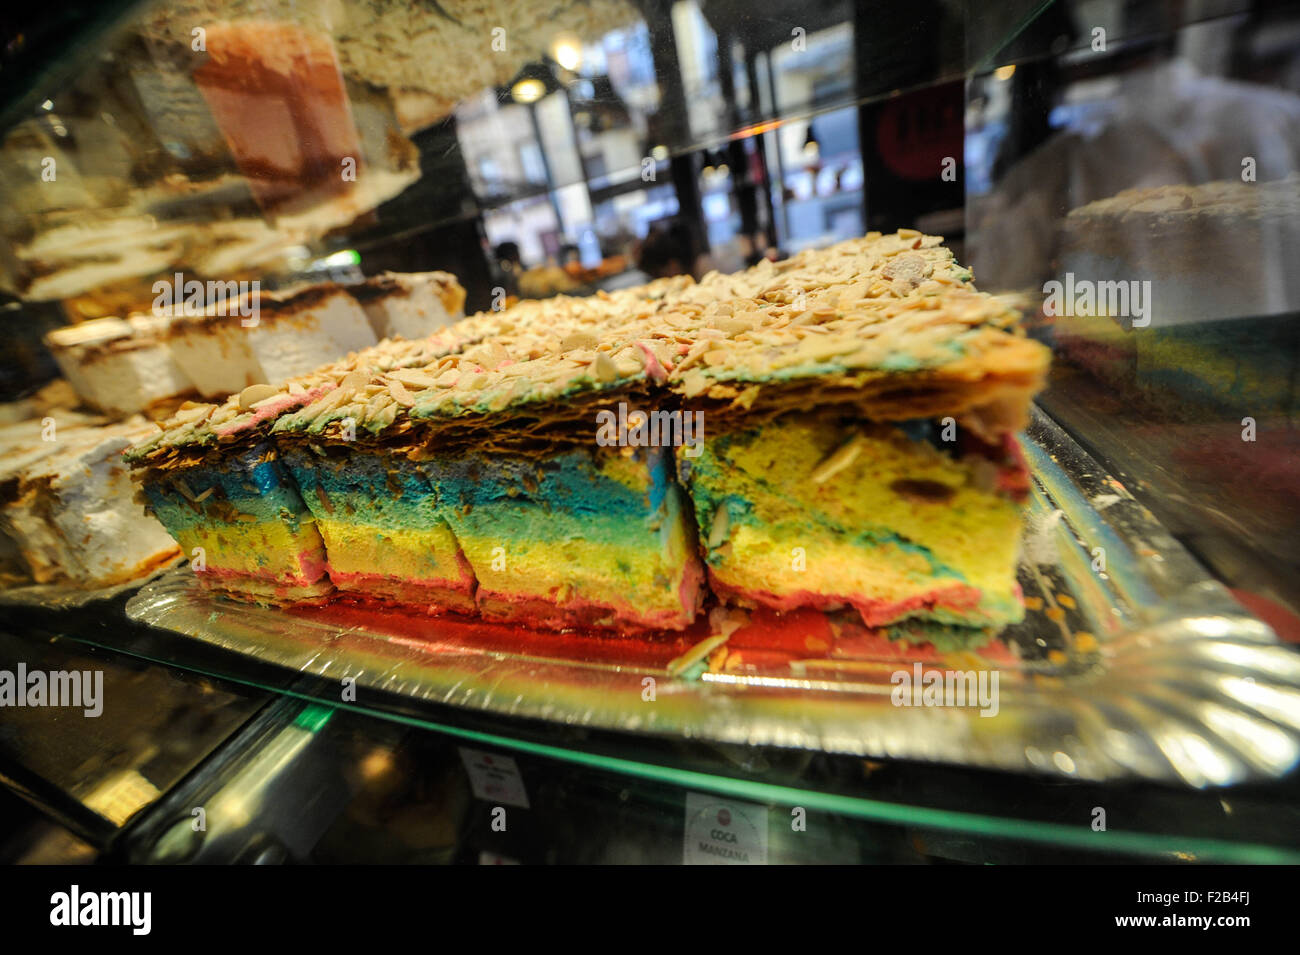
[1,0,1298,867]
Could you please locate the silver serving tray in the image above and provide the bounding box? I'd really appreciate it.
[126,409,1300,785]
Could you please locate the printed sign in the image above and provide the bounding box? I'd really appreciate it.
[683,793,768,865]
[458,747,530,808]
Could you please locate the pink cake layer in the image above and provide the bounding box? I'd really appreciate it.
[475,559,705,632]
[327,570,477,614]
[195,573,334,605]
[708,574,990,628]
[197,548,328,584]
[195,549,333,604]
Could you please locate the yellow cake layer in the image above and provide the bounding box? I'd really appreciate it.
[315,519,468,582]
[710,523,1020,621]
[455,516,696,614]
[172,520,325,579]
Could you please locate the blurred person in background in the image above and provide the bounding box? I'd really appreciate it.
[492,241,522,299]
[635,219,714,279]
[970,9,1300,294]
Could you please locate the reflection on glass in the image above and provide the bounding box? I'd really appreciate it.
[968,9,1300,631]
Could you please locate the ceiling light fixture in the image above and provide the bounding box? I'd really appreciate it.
[508,61,562,104]
[552,35,582,72]
[511,77,546,104]
[802,125,820,161]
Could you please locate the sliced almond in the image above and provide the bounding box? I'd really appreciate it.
[364,391,393,419]
[678,369,712,398]
[667,633,732,677]
[560,330,599,351]
[300,386,349,421]
[672,340,711,374]
[700,348,729,367]
[390,368,440,389]
[369,403,398,430]
[732,385,761,409]
[713,314,755,337]
[340,369,370,393]
[707,506,730,549]
[238,384,278,410]
[387,379,415,406]
[172,404,215,425]
[593,352,619,382]
[801,338,862,362]
[881,252,933,287]
[811,435,866,484]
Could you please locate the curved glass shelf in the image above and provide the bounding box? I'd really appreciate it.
[8,610,1300,864]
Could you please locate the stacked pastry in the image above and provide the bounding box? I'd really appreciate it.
[0,413,181,588]
[128,232,1050,636]
[45,271,466,413]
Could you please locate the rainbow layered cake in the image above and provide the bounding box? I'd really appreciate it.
[128,232,1050,639]
[277,438,702,629]
[431,447,702,630]
[138,440,331,603]
[129,274,687,613]
[126,333,468,603]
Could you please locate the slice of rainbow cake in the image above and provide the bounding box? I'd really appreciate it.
[270,280,709,630]
[680,416,1030,628]
[277,446,477,612]
[667,239,1047,629]
[427,446,702,630]
[126,333,467,603]
[137,439,332,603]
